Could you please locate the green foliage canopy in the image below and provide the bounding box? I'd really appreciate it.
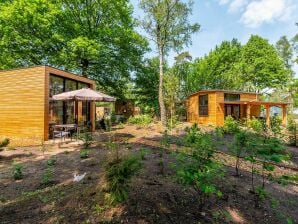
[0,0,148,98]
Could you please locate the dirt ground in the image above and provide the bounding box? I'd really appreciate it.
[0,123,297,224]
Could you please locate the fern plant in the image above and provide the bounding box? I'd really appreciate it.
[105,155,141,204]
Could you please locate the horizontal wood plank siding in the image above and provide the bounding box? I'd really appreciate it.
[0,67,46,145]
[187,92,217,126]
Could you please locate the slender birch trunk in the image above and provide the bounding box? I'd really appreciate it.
[158,47,167,126]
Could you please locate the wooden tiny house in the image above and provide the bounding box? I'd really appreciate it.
[186,90,287,126]
[0,66,95,145]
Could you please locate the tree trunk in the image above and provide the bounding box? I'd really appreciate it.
[81,59,89,78]
[158,47,167,126]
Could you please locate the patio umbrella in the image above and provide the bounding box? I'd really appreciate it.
[52,88,116,102]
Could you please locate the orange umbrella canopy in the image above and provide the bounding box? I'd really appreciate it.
[52,88,116,102]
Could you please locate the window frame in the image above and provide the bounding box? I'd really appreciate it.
[49,74,91,124]
[198,94,209,116]
[224,93,240,101]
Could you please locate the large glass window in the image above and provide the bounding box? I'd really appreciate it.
[49,74,90,125]
[224,93,240,101]
[199,94,208,116]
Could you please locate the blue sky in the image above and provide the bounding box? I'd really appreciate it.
[131,0,298,76]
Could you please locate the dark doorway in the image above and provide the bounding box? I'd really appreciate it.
[225,104,240,120]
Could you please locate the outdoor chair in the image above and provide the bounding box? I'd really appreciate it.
[53,126,70,143]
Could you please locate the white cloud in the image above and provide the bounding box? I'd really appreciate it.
[217,0,297,28]
[241,0,292,28]
[228,0,248,12]
[218,0,231,5]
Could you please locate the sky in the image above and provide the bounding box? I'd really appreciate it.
[131,0,298,76]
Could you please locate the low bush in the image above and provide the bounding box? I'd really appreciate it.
[42,167,54,185]
[270,115,282,136]
[105,155,141,204]
[12,163,23,180]
[46,156,57,166]
[223,116,240,134]
[229,130,249,176]
[79,132,93,149]
[287,117,297,146]
[175,128,225,207]
[0,138,10,148]
[127,114,152,126]
[184,123,200,145]
[246,117,264,133]
[80,149,89,159]
[139,148,146,160]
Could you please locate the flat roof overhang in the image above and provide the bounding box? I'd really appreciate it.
[219,101,288,106]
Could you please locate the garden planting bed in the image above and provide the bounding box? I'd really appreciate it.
[0,123,297,224]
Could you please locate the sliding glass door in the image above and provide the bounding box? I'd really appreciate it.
[49,74,91,126]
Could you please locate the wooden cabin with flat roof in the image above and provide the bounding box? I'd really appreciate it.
[186,90,288,127]
[0,66,96,146]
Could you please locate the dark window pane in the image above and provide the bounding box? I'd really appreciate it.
[50,75,64,97]
[78,82,89,89]
[199,94,208,116]
[65,79,77,92]
[224,93,240,101]
[49,101,63,124]
[65,101,75,124]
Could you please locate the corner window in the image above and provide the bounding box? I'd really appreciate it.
[199,94,208,116]
[224,93,240,101]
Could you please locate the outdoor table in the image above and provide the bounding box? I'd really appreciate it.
[53,124,79,141]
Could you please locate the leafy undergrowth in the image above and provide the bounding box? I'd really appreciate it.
[0,124,297,224]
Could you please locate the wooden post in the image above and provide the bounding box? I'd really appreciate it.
[282,105,287,126]
[91,101,95,132]
[266,105,270,126]
[246,104,251,121]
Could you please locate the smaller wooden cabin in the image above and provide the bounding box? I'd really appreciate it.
[186,90,288,126]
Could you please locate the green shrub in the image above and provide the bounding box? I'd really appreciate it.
[184,123,201,145]
[270,115,282,135]
[0,138,10,148]
[175,130,224,207]
[223,116,240,134]
[139,148,146,160]
[105,155,141,204]
[246,117,265,134]
[229,130,249,176]
[42,167,54,185]
[80,149,89,159]
[46,156,57,166]
[106,138,119,160]
[79,132,93,149]
[12,163,23,180]
[127,114,152,126]
[287,117,297,146]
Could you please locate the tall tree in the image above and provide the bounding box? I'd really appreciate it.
[293,23,298,64]
[186,39,243,92]
[172,51,193,99]
[241,35,290,92]
[276,36,293,76]
[0,0,148,98]
[0,0,62,68]
[139,0,199,125]
[134,57,161,115]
